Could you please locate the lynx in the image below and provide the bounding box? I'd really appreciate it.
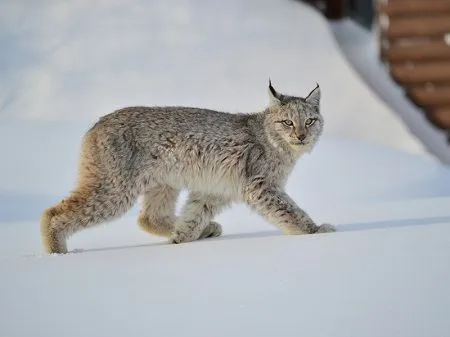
[41,81,335,254]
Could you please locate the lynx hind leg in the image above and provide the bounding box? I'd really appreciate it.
[138,185,179,237]
[41,206,68,254]
[170,193,228,244]
[40,131,139,254]
[41,180,138,254]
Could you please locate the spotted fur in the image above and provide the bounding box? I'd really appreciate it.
[40,81,335,254]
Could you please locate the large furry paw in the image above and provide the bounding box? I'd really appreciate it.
[169,221,222,244]
[315,223,336,233]
[199,221,222,239]
[169,227,197,244]
[41,210,68,254]
[42,230,68,254]
[283,227,308,235]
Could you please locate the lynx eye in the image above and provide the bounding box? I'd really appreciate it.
[282,120,293,127]
[305,118,316,127]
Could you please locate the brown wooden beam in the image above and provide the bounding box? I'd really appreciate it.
[428,107,450,130]
[409,87,450,106]
[391,62,450,84]
[385,16,450,39]
[383,41,450,63]
[379,0,450,17]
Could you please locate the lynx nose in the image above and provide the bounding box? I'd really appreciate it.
[297,134,306,141]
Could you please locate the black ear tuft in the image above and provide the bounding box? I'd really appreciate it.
[306,83,319,99]
[268,78,277,97]
[305,82,321,107]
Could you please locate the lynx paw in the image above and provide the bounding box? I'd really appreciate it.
[199,221,222,239]
[170,229,193,244]
[41,210,68,254]
[42,229,68,254]
[316,223,336,233]
[170,221,222,244]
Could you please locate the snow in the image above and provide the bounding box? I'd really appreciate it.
[2,205,450,337]
[1,1,450,336]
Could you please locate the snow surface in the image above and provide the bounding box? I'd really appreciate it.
[1,198,450,337]
[1,1,450,337]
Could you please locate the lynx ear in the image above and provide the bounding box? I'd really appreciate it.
[305,83,321,107]
[268,79,282,106]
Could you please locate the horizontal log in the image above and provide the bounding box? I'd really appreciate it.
[409,87,450,106]
[385,16,450,39]
[383,41,450,63]
[427,107,450,130]
[411,81,450,89]
[379,0,450,16]
[391,62,450,85]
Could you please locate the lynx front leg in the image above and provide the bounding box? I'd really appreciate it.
[170,193,229,244]
[243,177,335,235]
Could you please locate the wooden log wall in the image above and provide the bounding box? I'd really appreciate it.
[378,0,450,131]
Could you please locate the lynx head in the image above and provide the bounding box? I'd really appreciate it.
[264,80,323,154]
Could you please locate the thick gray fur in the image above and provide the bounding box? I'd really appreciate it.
[40,81,335,254]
